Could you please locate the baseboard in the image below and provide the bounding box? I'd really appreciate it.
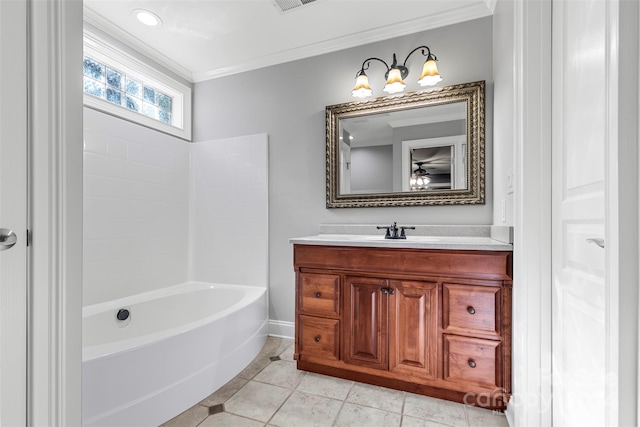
[505,400,515,426]
[268,319,294,339]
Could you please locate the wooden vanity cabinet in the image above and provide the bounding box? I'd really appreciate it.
[293,244,512,410]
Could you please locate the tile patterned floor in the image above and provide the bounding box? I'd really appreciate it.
[161,337,509,427]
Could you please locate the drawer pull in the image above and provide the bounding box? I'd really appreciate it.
[314,335,321,342]
[315,292,321,298]
[467,306,476,315]
[468,359,477,368]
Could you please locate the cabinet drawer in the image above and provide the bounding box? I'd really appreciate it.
[443,283,500,338]
[298,315,340,362]
[443,335,501,389]
[298,272,340,317]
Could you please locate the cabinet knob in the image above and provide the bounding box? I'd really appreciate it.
[315,292,321,298]
[467,306,476,315]
[387,288,395,295]
[381,288,388,294]
[314,335,321,342]
[468,359,477,368]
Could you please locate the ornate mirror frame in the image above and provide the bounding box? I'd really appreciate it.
[326,80,485,208]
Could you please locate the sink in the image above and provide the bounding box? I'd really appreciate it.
[358,235,441,242]
[307,234,443,243]
[403,236,441,242]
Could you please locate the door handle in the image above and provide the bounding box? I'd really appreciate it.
[586,237,605,249]
[0,228,17,251]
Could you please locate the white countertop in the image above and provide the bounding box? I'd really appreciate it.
[289,234,513,251]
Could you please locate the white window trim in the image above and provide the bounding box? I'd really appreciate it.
[83,29,192,141]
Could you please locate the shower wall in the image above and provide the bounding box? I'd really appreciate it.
[190,135,269,288]
[83,108,190,306]
[83,108,269,306]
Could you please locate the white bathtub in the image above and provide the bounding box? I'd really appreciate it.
[82,282,268,427]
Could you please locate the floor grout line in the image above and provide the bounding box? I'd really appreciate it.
[262,386,294,427]
[330,380,356,427]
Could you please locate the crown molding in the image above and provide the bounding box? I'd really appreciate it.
[484,0,498,14]
[84,2,492,84]
[83,6,194,83]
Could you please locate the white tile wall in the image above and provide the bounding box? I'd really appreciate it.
[83,109,190,306]
[83,108,269,305]
[190,134,269,288]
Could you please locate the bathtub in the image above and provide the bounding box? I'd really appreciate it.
[82,282,268,427]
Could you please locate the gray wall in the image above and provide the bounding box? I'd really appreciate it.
[492,4,515,226]
[193,17,494,325]
[350,145,393,193]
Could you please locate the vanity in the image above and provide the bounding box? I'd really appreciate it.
[300,80,510,407]
[290,229,512,409]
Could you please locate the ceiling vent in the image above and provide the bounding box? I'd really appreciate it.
[272,0,318,13]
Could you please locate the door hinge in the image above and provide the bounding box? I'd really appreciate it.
[26,229,31,247]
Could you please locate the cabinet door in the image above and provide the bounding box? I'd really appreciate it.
[343,276,388,370]
[388,280,438,381]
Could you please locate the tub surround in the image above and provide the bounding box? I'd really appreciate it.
[190,135,269,287]
[83,106,269,305]
[83,109,270,425]
[291,226,513,410]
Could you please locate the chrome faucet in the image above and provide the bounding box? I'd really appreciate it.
[376,222,415,239]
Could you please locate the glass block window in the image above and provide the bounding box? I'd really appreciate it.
[83,56,173,125]
[83,30,192,140]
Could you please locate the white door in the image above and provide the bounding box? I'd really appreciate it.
[0,0,28,425]
[551,0,617,425]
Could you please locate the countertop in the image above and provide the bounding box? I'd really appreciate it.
[289,234,513,251]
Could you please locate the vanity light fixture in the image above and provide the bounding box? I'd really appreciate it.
[132,9,163,27]
[351,46,442,98]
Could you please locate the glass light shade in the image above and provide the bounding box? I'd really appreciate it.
[351,73,373,98]
[383,68,406,94]
[417,59,442,86]
[410,171,431,190]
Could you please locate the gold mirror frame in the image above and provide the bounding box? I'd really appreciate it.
[326,80,485,208]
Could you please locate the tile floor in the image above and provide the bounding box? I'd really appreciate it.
[161,337,509,427]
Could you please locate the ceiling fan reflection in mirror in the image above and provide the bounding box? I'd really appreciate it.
[410,162,431,191]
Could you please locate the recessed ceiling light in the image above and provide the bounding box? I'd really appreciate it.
[132,9,162,27]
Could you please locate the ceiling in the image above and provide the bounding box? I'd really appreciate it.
[83,0,495,83]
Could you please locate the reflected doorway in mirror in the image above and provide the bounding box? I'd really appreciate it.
[402,136,467,192]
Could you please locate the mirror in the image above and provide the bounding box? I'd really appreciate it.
[326,80,485,208]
